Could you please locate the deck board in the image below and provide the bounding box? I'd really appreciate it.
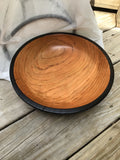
[0,62,119,160]
[69,120,120,160]
[103,28,120,63]
[0,80,34,129]
[94,11,116,31]
[117,7,120,27]
[91,0,120,10]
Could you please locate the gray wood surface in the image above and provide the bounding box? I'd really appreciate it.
[0,80,34,129]
[0,61,119,160]
[103,28,120,63]
[70,120,120,160]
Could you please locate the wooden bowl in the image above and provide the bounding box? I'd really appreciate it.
[10,33,114,114]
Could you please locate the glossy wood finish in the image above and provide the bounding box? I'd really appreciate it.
[13,33,111,109]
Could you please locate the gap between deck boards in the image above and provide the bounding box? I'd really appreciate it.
[66,117,120,160]
[0,109,35,131]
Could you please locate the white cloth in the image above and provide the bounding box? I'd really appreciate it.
[0,0,104,81]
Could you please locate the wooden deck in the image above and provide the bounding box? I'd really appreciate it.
[0,26,120,160]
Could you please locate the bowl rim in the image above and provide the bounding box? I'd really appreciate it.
[10,32,114,114]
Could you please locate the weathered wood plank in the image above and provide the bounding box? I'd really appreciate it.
[91,0,120,10]
[69,120,120,160]
[0,80,34,129]
[103,27,120,63]
[117,7,120,27]
[0,62,119,160]
[94,11,116,31]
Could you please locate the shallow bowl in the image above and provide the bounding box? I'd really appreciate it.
[10,33,114,114]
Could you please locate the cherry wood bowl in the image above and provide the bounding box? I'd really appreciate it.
[10,33,114,114]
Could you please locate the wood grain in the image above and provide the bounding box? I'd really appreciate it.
[103,28,120,63]
[13,33,110,109]
[94,11,116,31]
[70,120,120,160]
[0,62,120,160]
[0,80,33,129]
[91,0,120,10]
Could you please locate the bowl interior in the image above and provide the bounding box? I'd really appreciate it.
[13,33,111,110]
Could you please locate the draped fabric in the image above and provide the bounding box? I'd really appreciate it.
[0,0,103,80]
